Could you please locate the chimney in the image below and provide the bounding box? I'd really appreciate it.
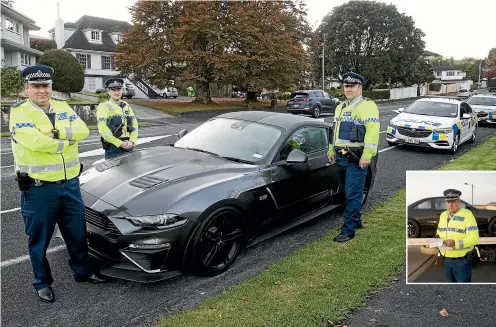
[54,2,65,49]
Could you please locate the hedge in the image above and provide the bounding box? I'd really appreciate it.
[1,66,24,97]
[363,90,390,100]
[37,49,85,93]
[429,83,442,92]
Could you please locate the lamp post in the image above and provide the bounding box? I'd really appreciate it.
[321,34,325,90]
[464,182,475,205]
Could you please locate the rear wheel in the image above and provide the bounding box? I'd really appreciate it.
[488,218,496,237]
[408,219,420,238]
[191,206,244,276]
[312,106,321,118]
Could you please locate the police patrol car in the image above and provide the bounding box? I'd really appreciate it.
[467,94,496,123]
[386,98,477,154]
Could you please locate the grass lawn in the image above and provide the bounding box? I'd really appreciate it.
[127,99,280,116]
[66,97,96,105]
[156,135,496,327]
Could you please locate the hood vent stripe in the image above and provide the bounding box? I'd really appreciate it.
[129,175,168,189]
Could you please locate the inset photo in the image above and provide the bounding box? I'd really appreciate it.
[406,171,496,284]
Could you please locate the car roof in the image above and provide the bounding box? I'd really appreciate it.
[215,111,329,129]
[416,97,462,105]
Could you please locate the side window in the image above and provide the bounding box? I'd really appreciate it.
[464,103,472,114]
[460,103,467,116]
[414,200,432,209]
[434,198,446,210]
[315,91,324,98]
[323,92,331,99]
[279,127,328,160]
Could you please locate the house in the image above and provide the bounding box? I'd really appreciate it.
[0,1,43,69]
[422,50,441,62]
[431,65,473,89]
[48,15,134,93]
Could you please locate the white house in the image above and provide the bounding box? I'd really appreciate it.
[49,15,132,92]
[0,1,43,69]
[431,65,473,90]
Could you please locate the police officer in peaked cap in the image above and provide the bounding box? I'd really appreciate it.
[9,65,107,303]
[97,78,139,159]
[435,188,479,282]
[328,72,380,242]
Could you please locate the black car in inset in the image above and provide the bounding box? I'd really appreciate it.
[79,111,378,283]
[407,196,496,238]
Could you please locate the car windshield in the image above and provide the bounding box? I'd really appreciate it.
[403,101,458,118]
[174,118,282,163]
[458,89,468,92]
[467,96,496,106]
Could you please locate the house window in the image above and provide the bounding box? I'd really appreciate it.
[436,72,441,77]
[101,55,112,70]
[15,23,20,33]
[90,31,101,41]
[87,77,96,91]
[20,54,31,65]
[6,19,14,31]
[446,71,455,76]
[76,53,91,68]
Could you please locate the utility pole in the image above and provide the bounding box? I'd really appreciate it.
[321,34,325,90]
[478,59,482,85]
[464,182,475,205]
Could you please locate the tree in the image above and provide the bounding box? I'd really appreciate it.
[37,50,85,93]
[30,38,57,53]
[116,0,310,103]
[488,48,496,67]
[313,0,425,88]
[453,57,480,80]
[1,66,24,97]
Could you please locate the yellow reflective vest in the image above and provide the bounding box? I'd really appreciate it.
[96,100,138,148]
[435,208,479,258]
[328,97,380,161]
[9,99,89,182]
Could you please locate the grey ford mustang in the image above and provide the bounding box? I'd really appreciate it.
[79,111,378,283]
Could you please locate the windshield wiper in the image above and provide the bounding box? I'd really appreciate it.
[182,147,220,156]
[220,156,254,164]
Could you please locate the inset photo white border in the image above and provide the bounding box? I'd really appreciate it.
[406,170,496,285]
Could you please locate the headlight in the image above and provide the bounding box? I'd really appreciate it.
[124,213,187,229]
[434,128,453,134]
[388,122,396,128]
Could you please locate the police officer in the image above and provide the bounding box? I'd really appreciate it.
[97,78,138,159]
[328,72,380,242]
[9,65,107,303]
[435,189,479,283]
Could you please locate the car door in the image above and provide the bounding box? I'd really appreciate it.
[267,125,337,225]
[409,198,438,236]
[322,91,335,113]
[459,103,472,142]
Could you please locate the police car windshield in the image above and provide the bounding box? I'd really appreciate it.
[174,118,282,163]
[404,101,458,118]
[467,96,496,106]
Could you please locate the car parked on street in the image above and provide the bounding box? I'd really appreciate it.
[407,196,496,238]
[386,98,478,154]
[78,111,377,283]
[457,88,473,99]
[161,86,179,98]
[122,82,135,99]
[466,94,496,124]
[286,90,339,118]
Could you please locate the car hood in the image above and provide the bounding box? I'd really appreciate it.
[470,104,496,112]
[80,146,256,215]
[390,113,456,129]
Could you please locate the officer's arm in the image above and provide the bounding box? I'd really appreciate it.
[127,105,139,146]
[327,104,341,155]
[455,211,479,250]
[97,103,122,148]
[10,109,69,154]
[361,101,380,161]
[58,104,89,141]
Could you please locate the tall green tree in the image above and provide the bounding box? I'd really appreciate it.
[488,48,496,67]
[313,0,426,87]
[116,0,310,103]
[30,38,57,53]
[453,57,480,80]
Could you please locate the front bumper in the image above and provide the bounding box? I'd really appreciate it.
[386,126,452,149]
[474,112,496,123]
[286,106,312,114]
[85,207,196,283]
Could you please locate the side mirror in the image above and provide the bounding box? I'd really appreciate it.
[398,107,405,113]
[462,113,471,119]
[286,149,308,165]
[177,129,188,139]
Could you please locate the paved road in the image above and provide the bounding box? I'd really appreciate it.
[1,102,495,327]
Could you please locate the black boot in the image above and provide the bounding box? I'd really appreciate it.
[36,287,55,303]
[333,234,354,242]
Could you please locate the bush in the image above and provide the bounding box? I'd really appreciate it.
[1,66,24,97]
[363,90,390,100]
[277,92,291,101]
[327,89,344,99]
[429,83,442,92]
[37,49,85,93]
[470,84,478,90]
[98,92,110,103]
[374,83,389,89]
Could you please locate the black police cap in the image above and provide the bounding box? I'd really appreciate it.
[105,78,124,89]
[443,189,462,200]
[342,72,365,85]
[21,65,54,84]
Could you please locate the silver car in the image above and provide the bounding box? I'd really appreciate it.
[161,87,178,99]
[457,88,473,99]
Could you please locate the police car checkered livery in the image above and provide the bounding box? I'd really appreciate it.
[467,94,496,124]
[386,98,477,154]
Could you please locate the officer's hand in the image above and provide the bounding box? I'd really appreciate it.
[443,239,455,247]
[119,141,128,149]
[69,140,76,145]
[359,159,369,169]
[328,153,335,164]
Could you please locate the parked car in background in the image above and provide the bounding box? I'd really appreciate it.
[407,196,496,238]
[467,94,496,124]
[161,86,179,98]
[286,90,339,118]
[457,88,473,99]
[122,82,135,99]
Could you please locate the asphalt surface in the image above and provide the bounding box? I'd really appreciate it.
[414,257,496,283]
[1,101,496,327]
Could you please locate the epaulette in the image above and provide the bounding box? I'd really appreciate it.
[11,99,27,108]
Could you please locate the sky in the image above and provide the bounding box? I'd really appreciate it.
[12,0,495,59]
[406,171,496,206]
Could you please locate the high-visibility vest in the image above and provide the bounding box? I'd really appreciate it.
[9,99,89,182]
[436,208,480,258]
[328,97,380,161]
[96,100,138,147]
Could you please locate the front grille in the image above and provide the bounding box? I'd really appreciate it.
[85,207,121,238]
[397,126,432,138]
[477,113,487,117]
